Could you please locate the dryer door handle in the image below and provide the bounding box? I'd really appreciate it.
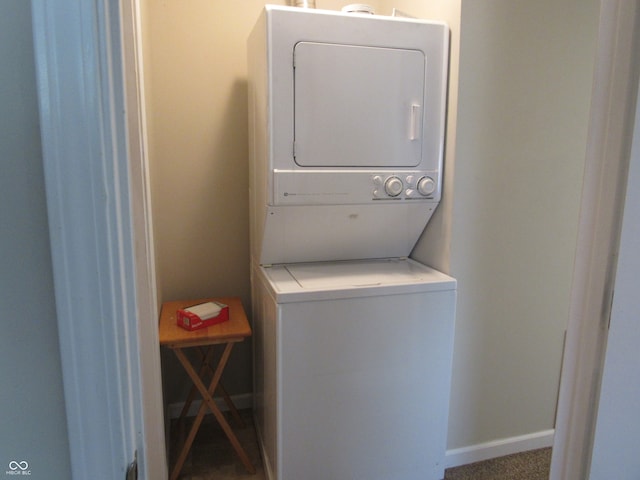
[409,103,421,141]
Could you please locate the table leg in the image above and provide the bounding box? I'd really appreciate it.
[194,346,245,428]
[178,346,216,421]
[215,381,245,427]
[172,347,216,461]
[170,344,255,480]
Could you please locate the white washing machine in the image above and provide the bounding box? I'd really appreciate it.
[247,6,455,480]
[252,258,456,480]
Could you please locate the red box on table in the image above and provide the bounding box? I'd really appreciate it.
[176,301,229,331]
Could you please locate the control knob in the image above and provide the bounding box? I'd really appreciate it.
[417,176,436,196]
[384,176,403,197]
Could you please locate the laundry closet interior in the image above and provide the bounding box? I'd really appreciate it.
[141,0,598,476]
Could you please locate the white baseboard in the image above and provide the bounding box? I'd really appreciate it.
[445,429,555,469]
[168,393,253,419]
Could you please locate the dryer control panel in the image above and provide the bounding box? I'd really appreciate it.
[372,174,437,200]
[273,170,440,205]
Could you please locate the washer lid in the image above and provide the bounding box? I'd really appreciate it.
[286,258,436,289]
[259,258,455,303]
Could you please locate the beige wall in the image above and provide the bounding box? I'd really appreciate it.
[447,0,599,449]
[142,0,599,455]
[143,0,273,403]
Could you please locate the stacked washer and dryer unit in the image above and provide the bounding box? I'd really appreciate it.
[247,6,456,480]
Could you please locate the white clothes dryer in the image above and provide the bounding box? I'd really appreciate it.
[247,5,449,265]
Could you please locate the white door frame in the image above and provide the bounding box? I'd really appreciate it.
[119,0,168,478]
[550,1,640,478]
[588,60,640,480]
[31,0,167,478]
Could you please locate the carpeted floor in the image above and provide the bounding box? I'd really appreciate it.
[170,410,265,480]
[170,410,551,480]
[444,447,551,480]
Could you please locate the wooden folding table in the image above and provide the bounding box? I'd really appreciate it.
[159,297,255,480]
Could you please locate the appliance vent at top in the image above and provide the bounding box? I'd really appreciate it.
[342,4,375,14]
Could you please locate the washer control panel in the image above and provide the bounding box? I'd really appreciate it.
[372,173,437,200]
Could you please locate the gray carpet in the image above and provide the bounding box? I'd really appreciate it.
[171,410,551,480]
[444,448,551,480]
